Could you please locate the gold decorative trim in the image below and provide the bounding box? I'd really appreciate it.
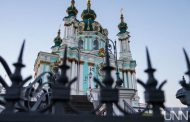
[67,58,75,62]
[64,23,72,26]
[67,58,84,64]
[39,60,51,65]
[35,60,51,73]
[79,60,84,64]
[124,70,136,73]
[111,67,136,72]
[88,62,95,66]
[119,68,126,72]
[119,37,129,41]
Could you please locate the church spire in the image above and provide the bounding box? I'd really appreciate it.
[71,0,75,7]
[118,9,128,34]
[53,29,62,47]
[117,9,132,60]
[57,29,61,37]
[87,0,91,9]
[120,9,124,22]
[66,0,78,17]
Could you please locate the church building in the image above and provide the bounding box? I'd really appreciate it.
[34,0,139,113]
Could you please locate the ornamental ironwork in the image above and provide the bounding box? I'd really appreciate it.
[0,41,189,122]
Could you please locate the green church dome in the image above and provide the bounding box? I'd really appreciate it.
[118,13,128,34]
[66,0,78,17]
[81,0,96,20]
[78,0,107,36]
[54,29,62,47]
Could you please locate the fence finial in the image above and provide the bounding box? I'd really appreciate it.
[183,48,190,77]
[145,47,157,87]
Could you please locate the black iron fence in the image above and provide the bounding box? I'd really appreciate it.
[0,41,189,122]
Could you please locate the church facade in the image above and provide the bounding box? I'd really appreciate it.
[34,0,139,112]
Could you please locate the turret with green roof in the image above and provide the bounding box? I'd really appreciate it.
[66,0,78,17]
[53,29,62,47]
[81,0,97,31]
[118,11,128,34]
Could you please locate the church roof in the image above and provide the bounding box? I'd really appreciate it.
[66,0,78,17]
[118,12,128,34]
[53,29,62,47]
[81,0,96,20]
[78,0,107,36]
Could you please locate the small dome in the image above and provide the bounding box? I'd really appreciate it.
[54,29,62,47]
[81,9,96,20]
[81,0,96,20]
[66,0,78,17]
[118,13,128,34]
[78,0,107,36]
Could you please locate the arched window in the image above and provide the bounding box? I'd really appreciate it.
[93,40,99,50]
[78,40,84,49]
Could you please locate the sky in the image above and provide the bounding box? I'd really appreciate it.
[0,0,190,107]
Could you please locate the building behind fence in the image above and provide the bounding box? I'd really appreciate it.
[0,0,189,122]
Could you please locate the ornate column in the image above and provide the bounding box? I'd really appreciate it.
[133,72,137,90]
[79,62,84,95]
[127,71,132,89]
[74,61,78,93]
[131,72,134,89]
[64,26,66,38]
[125,71,129,88]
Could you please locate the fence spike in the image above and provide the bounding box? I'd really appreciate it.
[13,40,25,68]
[63,46,67,65]
[58,46,70,85]
[105,40,110,67]
[183,48,190,77]
[11,40,26,84]
[145,47,157,88]
[145,47,155,73]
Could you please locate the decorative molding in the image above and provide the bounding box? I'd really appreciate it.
[34,60,51,74]
[88,62,95,66]
[67,58,75,62]
[121,69,136,73]
[79,60,84,64]
[64,23,73,26]
[39,60,51,65]
[119,37,129,41]
[67,57,84,64]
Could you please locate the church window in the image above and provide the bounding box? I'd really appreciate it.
[78,40,84,49]
[93,40,99,50]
